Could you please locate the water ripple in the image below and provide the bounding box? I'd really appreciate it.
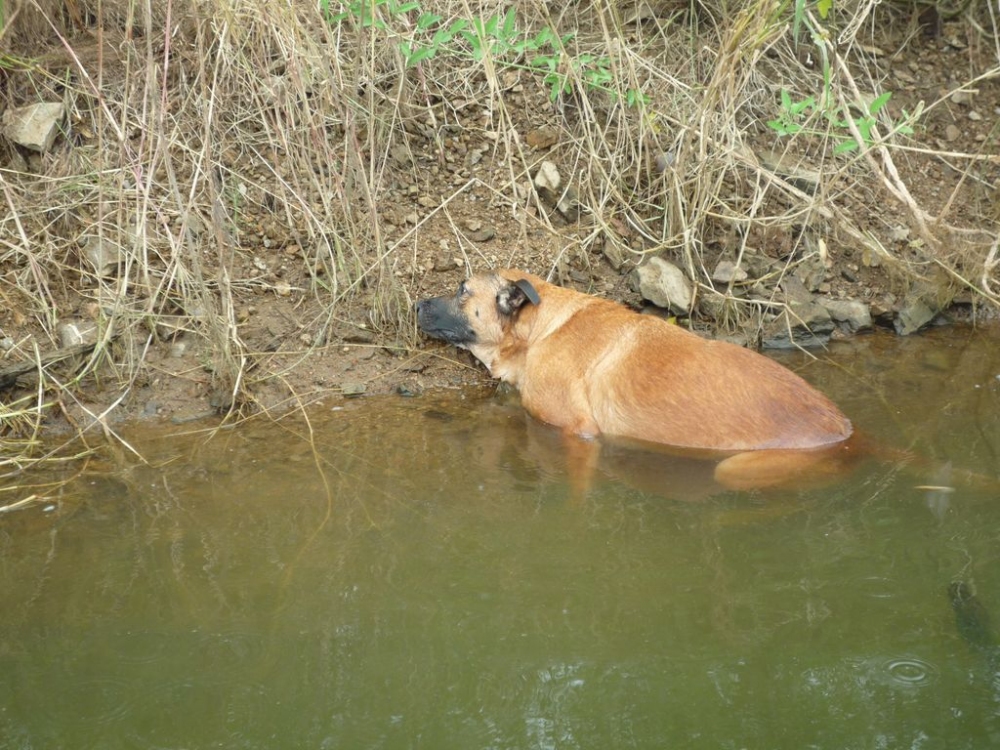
[880,657,937,687]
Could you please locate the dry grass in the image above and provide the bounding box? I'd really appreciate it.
[1,0,998,478]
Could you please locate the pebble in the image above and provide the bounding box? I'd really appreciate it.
[342,382,366,397]
[526,127,559,149]
[944,124,961,141]
[711,260,748,284]
[56,320,96,348]
[468,226,495,243]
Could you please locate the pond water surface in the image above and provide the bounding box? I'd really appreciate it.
[2,327,1000,749]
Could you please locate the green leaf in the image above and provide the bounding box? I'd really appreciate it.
[834,140,859,154]
[816,0,832,19]
[790,96,814,115]
[780,89,792,111]
[869,91,892,116]
[406,46,436,67]
[793,0,806,39]
[530,27,554,49]
[502,8,517,39]
[416,12,441,30]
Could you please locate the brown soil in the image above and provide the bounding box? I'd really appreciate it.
[1,10,999,435]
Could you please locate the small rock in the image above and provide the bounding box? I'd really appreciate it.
[526,127,559,149]
[711,260,748,284]
[950,90,972,105]
[762,301,834,349]
[630,257,693,314]
[433,254,458,272]
[344,329,375,344]
[654,151,676,173]
[758,149,822,194]
[467,226,496,243]
[81,235,120,277]
[396,381,423,397]
[274,280,292,296]
[341,382,367,397]
[2,102,66,153]
[778,275,813,305]
[533,161,581,221]
[894,293,937,336]
[816,297,872,332]
[417,195,436,208]
[534,161,561,192]
[944,124,961,142]
[888,225,910,243]
[169,339,190,358]
[602,241,626,272]
[0,337,14,352]
[968,110,982,121]
[56,320,98,348]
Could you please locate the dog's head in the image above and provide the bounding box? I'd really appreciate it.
[416,270,541,366]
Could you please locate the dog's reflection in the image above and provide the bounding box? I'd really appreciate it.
[427,394,868,503]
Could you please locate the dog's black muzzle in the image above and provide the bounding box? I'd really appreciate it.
[416,296,477,347]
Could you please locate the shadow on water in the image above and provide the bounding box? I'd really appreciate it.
[2,326,1000,748]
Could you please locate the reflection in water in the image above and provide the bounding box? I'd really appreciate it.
[1,327,1000,747]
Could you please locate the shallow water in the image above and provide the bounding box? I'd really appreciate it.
[2,327,1000,749]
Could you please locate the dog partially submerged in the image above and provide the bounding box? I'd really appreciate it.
[417,269,855,491]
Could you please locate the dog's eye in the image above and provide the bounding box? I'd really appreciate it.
[457,282,468,298]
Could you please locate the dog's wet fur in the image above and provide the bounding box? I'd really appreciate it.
[417,269,854,491]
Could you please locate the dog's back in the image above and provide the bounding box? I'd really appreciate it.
[501,273,851,452]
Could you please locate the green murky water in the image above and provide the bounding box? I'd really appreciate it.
[2,327,1000,749]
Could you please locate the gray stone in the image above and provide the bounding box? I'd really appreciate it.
[630,257,693,314]
[81,236,120,277]
[894,294,937,336]
[762,301,834,349]
[711,260,748,284]
[816,297,872,332]
[56,320,98,348]
[533,161,580,221]
[2,102,66,153]
[534,160,561,192]
[778,275,814,305]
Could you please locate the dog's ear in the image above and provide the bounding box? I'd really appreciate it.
[497,278,540,316]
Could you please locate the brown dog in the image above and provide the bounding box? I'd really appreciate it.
[417,269,855,491]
